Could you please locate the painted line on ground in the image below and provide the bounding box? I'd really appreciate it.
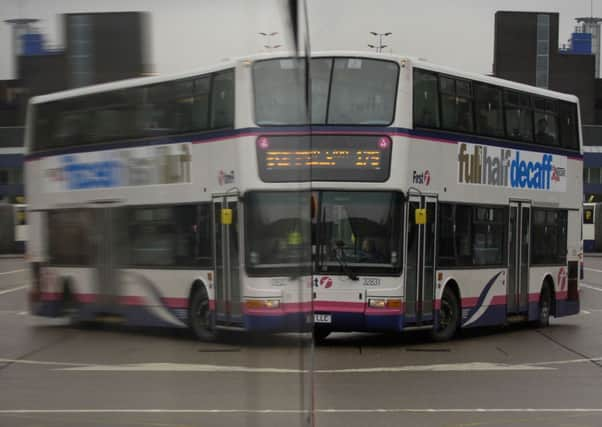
[584,267,602,274]
[0,269,25,276]
[581,283,602,292]
[1,408,602,414]
[533,357,602,366]
[0,359,87,368]
[4,355,602,374]
[0,285,28,296]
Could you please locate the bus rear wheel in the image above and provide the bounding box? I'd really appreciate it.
[431,287,460,342]
[189,288,217,341]
[536,285,552,328]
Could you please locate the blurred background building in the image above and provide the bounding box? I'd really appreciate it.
[493,10,602,201]
[0,11,149,253]
[0,11,150,206]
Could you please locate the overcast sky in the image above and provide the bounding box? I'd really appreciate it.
[0,0,599,80]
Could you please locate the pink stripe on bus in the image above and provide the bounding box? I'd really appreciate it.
[313,301,365,313]
[118,296,146,306]
[40,292,61,301]
[161,297,188,309]
[490,295,507,305]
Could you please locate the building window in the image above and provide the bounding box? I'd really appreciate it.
[536,14,550,88]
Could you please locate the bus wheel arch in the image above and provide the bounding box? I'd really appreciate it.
[537,275,555,327]
[432,279,461,342]
[188,279,217,341]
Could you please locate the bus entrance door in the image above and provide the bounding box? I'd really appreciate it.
[508,201,531,314]
[405,195,438,324]
[212,194,241,325]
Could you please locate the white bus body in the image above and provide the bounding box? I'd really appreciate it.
[26,52,582,340]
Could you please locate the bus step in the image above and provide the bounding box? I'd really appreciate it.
[506,314,528,323]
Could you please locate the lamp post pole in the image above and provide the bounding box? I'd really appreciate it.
[368,31,392,53]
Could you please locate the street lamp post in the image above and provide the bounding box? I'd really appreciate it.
[368,31,392,53]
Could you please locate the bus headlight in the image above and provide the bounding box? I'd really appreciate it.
[245,299,281,309]
[368,298,401,309]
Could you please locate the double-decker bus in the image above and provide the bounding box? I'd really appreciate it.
[25,55,315,339]
[26,52,582,342]
[308,55,582,341]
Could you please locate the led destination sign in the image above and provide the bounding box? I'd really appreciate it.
[256,135,391,182]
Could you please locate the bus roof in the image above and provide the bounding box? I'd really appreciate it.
[29,50,579,105]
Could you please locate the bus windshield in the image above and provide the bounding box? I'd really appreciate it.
[317,191,403,275]
[253,57,399,126]
[245,191,312,276]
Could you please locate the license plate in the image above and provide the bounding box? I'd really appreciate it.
[314,314,332,324]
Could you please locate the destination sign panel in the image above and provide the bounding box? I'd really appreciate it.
[256,135,391,182]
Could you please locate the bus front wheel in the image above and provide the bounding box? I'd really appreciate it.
[431,287,460,342]
[189,288,217,341]
[313,327,330,343]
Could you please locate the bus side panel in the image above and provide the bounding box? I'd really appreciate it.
[436,269,507,329]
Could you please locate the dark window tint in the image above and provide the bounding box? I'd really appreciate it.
[33,69,235,152]
[245,192,311,276]
[413,69,440,128]
[438,204,506,267]
[47,210,94,266]
[127,204,213,268]
[475,84,504,137]
[531,209,567,265]
[440,77,474,132]
[210,70,235,129]
[311,58,333,124]
[533,97,559,146]
[558,101,579,150]
[505,91,533,142]
[328,58,398,125]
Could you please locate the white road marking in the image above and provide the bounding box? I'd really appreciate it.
[0,269,25,276]
[581,283,602,292]
[1,408,602,414]
[534,357,602,366]
[59,361,553,373]
[316,362,553,373]
[0,359,87,368]
[60,363,302,373]
[0,285,28,296]
[584,267,602,274]
[5,355,602,374]
[581,310,592,314]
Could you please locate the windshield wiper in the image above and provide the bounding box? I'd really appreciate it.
[335,240,359,281]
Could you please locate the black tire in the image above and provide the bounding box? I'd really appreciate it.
[537,285,552,328]
[62,281,80,325]
[189,287,217,341]
[431,287,460,342]
[313,327,330,344]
